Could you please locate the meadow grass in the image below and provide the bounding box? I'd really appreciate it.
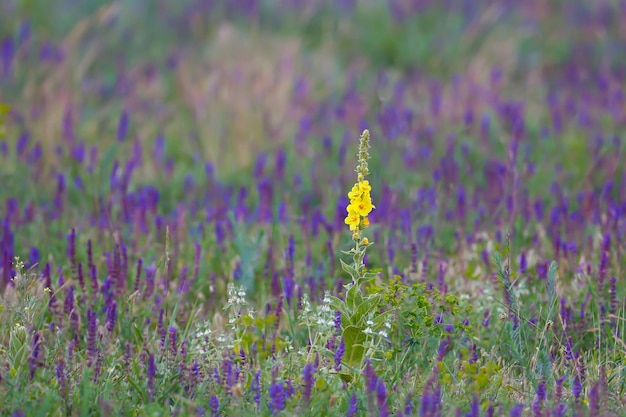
[0,1,625,416]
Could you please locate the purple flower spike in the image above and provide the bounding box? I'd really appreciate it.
[1,37,15,75]
[532,381,546,416]
[572,374,582,401]
[376,378,389,417]
[56,358,66,397]
[67,228,76,269]
[346,393,358,417]
[147,352,156,398]
[509,404,524,417]
[334,338,345,371]
[168,326,178,357]
[29,247,39,268]
[251,370,261,409]
[210,395,219,417]
[334,310,342,332]
[106,301,117,332]
[302,363,315,406]
[117,110,129,142]
[269,381,286,414]
[87,309,98,365]
[467,394,479,417]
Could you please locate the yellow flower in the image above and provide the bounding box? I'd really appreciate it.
[358,180,371,193]
[355,197,374,217]
[344,204,360,231]
[362,237,369,245]
[362,217,370,227]
[348,184,361,201]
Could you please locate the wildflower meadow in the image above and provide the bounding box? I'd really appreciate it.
[0,1,625,416]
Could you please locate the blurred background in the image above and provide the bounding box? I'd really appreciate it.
[1,0,626,220]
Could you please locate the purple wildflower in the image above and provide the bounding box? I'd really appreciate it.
[509,404,524,417]
[404,393,413,416]
[117,110,129,142]
[437,338,450,361]
[67,228,76,269]
[376,378,389,417]
[76,262,85,293]
[29,331,41,380]
[29,247,39,268]
[63,285,74,316]
[335,338,345,371]
[334,310,342,332]
[467,394,479,417]
[302,363,315,405]
[609,276,617,315]
[87,308,98,365]
[532,381,546,416]
[56,358,66,397]
[251,370,261,409]
[572,374,582,401]
[268,381,287,414]
[168,326,178,358]
[346,393,358,417]
[363,360,378,394]
[133,258,143,292]
[147,352,156,398]
[210,395,219,417]
[106,301,117,332]
[519,251,527,274]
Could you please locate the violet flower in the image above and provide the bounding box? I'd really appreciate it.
[376,378,389,417]
[302,363,315,406]
[346,393,358,417]
[268,381,287,414]
[209,395,219,417]
[334,338,345,371]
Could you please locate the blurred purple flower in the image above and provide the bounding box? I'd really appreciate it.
[509,404,524,417]
[376,378,389,417]
[210,395,219,417]
[117,110,130,142]
[335,338,345,371]
[268,381,287,414]
[106,301,117,332]
[302,363,315,405]
[346,393,358,417]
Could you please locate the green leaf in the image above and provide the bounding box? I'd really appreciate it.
[340,258,359,280]
[343,325,367,368]
[350,294,381,327]
[328,295,346,313]
[345,282,363,312]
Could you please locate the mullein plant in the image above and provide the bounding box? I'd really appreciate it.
[330,130,392,381]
